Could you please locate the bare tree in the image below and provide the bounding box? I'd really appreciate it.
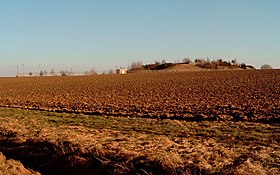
[154,60,161,65]
[89,68,97,75]
[182,57,192,64]
[39,70,44,76]
[261,64,273,69]
[231,59,238,65]
[195,58,205,63]
[240,63,247,69]
[130,60,143,70]
[60,71,67,76]
[206,57,211,63]
[108,69,114,74]
[50,69,55,76]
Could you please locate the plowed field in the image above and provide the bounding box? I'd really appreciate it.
[0,70,279,123]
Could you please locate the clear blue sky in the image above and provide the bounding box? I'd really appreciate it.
[0,0,279,76]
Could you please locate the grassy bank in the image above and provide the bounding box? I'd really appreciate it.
[0,107,279,174]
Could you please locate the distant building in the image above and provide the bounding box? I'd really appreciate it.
[116,68,127,74]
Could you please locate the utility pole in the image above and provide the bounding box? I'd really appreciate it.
[22,64,24,77]
[16,65,19,77]
[84,64,86,74]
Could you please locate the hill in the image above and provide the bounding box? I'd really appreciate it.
[128,59,255,73]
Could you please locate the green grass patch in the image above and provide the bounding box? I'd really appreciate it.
[0,107,279,148]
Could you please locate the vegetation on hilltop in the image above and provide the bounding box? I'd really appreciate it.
[128,58,255,72]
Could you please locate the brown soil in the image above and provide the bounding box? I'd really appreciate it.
[0,70,279,124]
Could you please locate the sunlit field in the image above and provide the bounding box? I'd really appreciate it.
[0,70,279,174]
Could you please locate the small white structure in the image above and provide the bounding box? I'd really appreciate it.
[116,68,127,74]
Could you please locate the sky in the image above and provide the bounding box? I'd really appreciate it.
[0,0,279,76]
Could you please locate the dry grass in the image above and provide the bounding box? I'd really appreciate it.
[0,108,279,174]
[0,152,40,175]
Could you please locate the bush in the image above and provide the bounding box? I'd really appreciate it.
[240,63,247,69]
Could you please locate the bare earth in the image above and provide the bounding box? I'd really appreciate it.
[0,70,279,123]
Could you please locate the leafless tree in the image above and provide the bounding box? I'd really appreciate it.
[261,64,273,69]
[231,59,238,65]
[89,68,97,75]
[50,69,55,76]
[60,71,67,76]
[108,69,114,74]
[39,70,44,76]
[154,60,161,65]
[130,60,143,69]
[182,57,192,64]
